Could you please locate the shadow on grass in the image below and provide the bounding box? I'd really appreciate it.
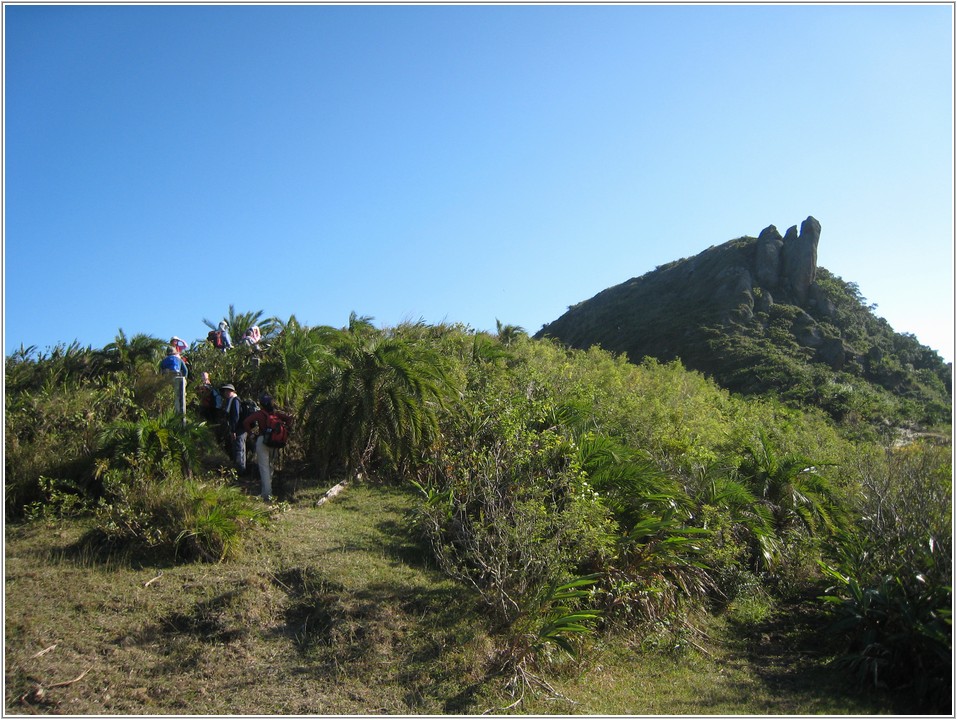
[21,525,182,572]
[726,597,909,715]
[267,555,497,712]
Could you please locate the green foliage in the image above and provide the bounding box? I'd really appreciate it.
[174,480,272,561]
[411,388,615,626]
[97,410,215,477]
[5,376,141,516]
[301,318,454,479]
[23,476,94,521]
[602,510,715,625]
[94,458,269,561]
[819,556,951,712]
[735,430,843,539]
[531,575,603,658]
[818,440,952,711]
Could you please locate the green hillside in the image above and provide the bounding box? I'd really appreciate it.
[5,303,952,713]
[536,217,952,430]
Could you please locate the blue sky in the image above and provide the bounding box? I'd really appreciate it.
[5,4,954,362]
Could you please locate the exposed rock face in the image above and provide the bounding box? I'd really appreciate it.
[780,216,820,303]
[750,216,821,304]
[536,215,832,367]
[807,282,836,320]
[755,225,783,287]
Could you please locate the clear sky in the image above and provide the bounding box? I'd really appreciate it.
[5,4,954,362]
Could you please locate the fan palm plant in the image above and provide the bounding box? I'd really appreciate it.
[572,432,715,621]
[736,430,841,538]
[203,305,277,345]
[301,319,453,479]
[690,461,780,571]
[256,315,337,408]
[98,410,213,477]
[100,330,165,378]
[496,318,527,348]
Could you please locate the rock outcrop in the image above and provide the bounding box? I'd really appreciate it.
[755,225,783,287]
[536,215,841,368]
[753,216,820,304]
[781,217,821,303]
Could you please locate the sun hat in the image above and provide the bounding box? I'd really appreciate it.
[220,384,236,393]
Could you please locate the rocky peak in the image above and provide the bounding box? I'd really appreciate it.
[753,216,820,303]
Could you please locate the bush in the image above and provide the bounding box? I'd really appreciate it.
[819,440,953,711]
[94,458,269,562]
[412,407,614,625]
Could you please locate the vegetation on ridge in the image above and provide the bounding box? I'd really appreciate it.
[536,234,951,433]
[5,302,952,713]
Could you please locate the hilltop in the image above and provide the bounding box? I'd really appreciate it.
[536,217,952,429]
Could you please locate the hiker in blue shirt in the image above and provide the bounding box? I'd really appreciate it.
[160,346,188,377]
[160,347,188,414]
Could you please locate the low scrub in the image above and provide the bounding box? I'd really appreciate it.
[94,460,269,562]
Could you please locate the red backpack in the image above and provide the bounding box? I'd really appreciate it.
[263,412,289,448]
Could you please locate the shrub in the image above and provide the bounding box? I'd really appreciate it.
[819,440,953,712]
[411,387,614,620]
[94,458,268,562]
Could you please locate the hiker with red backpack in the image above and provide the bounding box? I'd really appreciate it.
[242,394,292,501]
[207,321,233,352]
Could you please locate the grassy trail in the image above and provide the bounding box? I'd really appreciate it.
[5,481,898,715]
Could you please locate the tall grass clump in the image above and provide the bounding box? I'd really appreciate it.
[94,458,269,562]
[91,410,269,561]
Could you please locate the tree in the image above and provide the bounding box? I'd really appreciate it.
[256,315,337,408]
[496,319,527,348]
[202,305,277,345]
[99,330,165,378]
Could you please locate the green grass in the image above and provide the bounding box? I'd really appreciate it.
[5,481,902,714]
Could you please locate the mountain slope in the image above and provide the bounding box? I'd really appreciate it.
[536,217,951,427]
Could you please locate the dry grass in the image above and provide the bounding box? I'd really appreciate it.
[5,481,902,715]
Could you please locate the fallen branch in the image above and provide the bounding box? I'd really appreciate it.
[144,571,164,587]
[31,644,56,658]
[22,665,95,702]
[47,666,93,689]
[316,479,349,506]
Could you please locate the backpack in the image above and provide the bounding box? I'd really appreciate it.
[262,412,289,448]
[239,398,259,426]
[208,329,225,349]
[198,385,222,411]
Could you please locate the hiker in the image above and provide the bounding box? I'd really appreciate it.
[243,394,292,501]
[160,347,188,414]
[241,325,261,348]
[208,321,232,352]
[196,371,222,425]
[220,384,247,475]
[241,325,263,367]
[169,336,188,357]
